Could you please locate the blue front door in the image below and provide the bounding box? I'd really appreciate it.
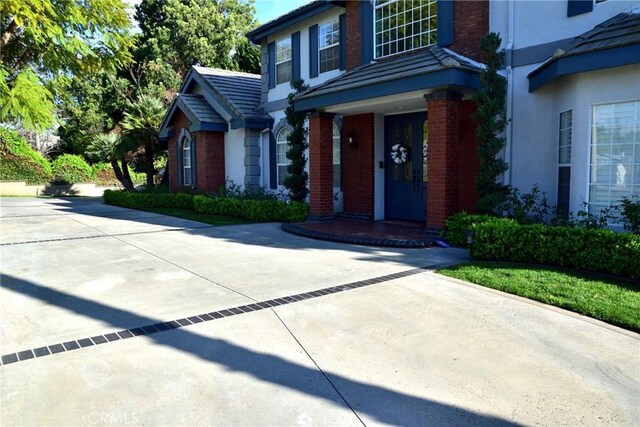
[385,113,428,222]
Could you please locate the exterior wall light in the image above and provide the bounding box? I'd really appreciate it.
[348,134,356,149]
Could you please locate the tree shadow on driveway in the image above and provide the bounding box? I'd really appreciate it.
[1,273,516,426]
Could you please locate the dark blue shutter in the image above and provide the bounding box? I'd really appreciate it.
[292,31,301,81]
[557,167,571,218]
[309,24,319,78]
[269,131,277,189]
[567,0,593,17]
[437,0,454,46]
[268,42,276,89]
[360,1,373,64]
[339,14,346,70]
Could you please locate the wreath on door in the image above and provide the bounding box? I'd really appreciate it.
[390,144,408,164]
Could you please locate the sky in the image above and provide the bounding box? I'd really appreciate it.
[254,0,313,24]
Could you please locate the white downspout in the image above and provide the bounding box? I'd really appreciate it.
[505,0,515,187]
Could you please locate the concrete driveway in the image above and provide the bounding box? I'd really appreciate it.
[1,197,638,426]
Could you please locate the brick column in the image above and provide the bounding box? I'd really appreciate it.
[308,112,335,220]
[342,113,375,218]
[195,131,225,193]
[425,90,463,229]
[345,0,361,71]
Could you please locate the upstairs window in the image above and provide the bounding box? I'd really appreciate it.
[375,0,438,59]
[276,39,292,85]
[319,19,340,73]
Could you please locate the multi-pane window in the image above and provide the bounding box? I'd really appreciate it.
[332,123,341,187]
[589,101,639,215]
[182,135,193,187]
[276,128,290,185]
[319,19,340,73]
[374,0,438,59]
[276,39,292,85]
[557,110,572,215]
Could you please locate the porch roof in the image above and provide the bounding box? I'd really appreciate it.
[528,11,640,92]
[294,45,483,112]
[159,94,228,140]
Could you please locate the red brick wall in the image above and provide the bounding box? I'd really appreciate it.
[345,0,361,71]
[426,93,461,229]
[456,100,480,212]
[342,113,375,216]
[167,111,190,192]
[195,131,225,193]
[308,112,335,218]
[450,0,489,62]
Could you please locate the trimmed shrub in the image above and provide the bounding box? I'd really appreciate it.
[51,154,93,184]
[442,212,504,246]
[0,127,52,184]
[193,195,308,223]
[103,190,194,210]
[470,219,640,279]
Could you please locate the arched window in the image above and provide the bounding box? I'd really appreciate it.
[179,130,194,187]
[276,127,290,185]
[333,123,341,188]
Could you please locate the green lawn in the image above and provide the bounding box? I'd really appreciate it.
[438,262,640,333]
[140,207,246,226]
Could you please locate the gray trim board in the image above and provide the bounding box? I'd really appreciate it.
[268,42,276,89]
[263,99,290,113]
[295,68,480,111]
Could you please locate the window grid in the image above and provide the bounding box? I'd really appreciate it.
[319,19,340,74]
[589,101,640,215]
[183,137,192,187]
[276,39,292,85]
[559,110,572,166]
[374,0,438,59]
[276,128,290,185]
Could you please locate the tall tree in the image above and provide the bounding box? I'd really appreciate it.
[472,33,510,214]
[86,132,135,191]
[121,95,166,187]
[135,0,261,79]
[283,80,310,202]
[0,0,133,130]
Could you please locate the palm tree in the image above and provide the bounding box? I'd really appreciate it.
[121,95,166,187]
[87,132,135,191]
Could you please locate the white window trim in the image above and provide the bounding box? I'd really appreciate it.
[587,99,640,216]
[276,127,290,185]
[373,0,438,60]
[275,39,292,85]
[319,18,340,74]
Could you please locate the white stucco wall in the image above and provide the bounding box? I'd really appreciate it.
[267,8,346,103]
[491,0,638,49]
[225,128,246,188]
[509,64,640,213]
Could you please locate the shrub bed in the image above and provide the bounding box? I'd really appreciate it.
[0,127,52,184]
[51,154,93,184]
[442,212,505,247]
[193,195,308,223]
[103,190,194,210]
[468,218,640,279]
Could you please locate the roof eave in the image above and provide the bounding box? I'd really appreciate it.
[528,43,640,92]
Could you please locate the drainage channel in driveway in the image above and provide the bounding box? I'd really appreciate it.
[1,265,449,366]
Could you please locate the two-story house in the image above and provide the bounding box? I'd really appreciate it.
[159,0,639,229]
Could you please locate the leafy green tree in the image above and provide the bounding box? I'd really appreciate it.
[87,132,135,191]
[0,0,133,130]
[472,33,510,214]
[135,0,261,78]
[283,80,310,202]
[121,95,166,187]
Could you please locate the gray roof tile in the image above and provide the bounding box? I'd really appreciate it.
[176,93,224,123]
[297,45,483,100]
[558,12,640,57]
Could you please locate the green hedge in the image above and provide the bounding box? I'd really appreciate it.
[442,212,505,247]
[193,195,308,223]
[469,219,640,279]
[103,190,194,210]
[51,154,93,184]
[0,127,52,184]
